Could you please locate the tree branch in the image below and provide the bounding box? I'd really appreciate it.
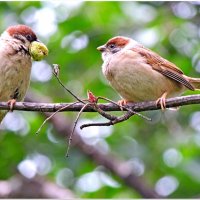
[0,174,75,198]
[0,94,199,113]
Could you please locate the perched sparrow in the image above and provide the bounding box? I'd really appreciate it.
[0,24,47,122]
[97,36,200,109]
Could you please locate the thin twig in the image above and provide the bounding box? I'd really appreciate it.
[93,103,118,120]
[96,96,151,121]
[66,102,90,157]
[80,110,134,129]
[36,101,80,134]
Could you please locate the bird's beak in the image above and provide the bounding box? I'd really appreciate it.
[97,45,106,52]
[36,39,41,43]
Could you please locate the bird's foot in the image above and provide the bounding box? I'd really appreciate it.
[118,99,132,110]
[7,99,16,112]
[156,92,167,111]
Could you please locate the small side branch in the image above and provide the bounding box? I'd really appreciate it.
[80,110,134,129]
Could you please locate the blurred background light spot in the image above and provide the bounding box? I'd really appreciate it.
[170,28,188,49]
[163,148,182,168]
[127,157,145,176]
[134,28,159,48]
[20,7,37,24]
[121,2,157,23]
[0,181,11,196]
[47,126,60,144]
[56,168,74,187]
[42,1,83,19]
[190,112,200,132]
[18,160,37,179]
[182,160,200,182]
[70,34,88,52]
[98,170,120,188]
[182,23,198,38]
[76,171,102,192]
[3,112,30,135]
[18,153,52,179]
[76,119,113,145]
[32,7,57,38]
[92,139,110,154]
[169,23,198,57]
[77,119,100,145]
[31,61,52,82]
[61,31,89,53]
[58,1,83,12]
[192,53,200,73]
[32,153,52,175]
[41,1,61,8]
[21,7,57,39]
[75,170,119,193]
[155,176,179,197]
[41,1,69,23]
[171,2,197,19]
[193,133,200,147]
[2,13,18,29]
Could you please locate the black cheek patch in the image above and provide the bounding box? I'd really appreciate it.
[111,47,121,54]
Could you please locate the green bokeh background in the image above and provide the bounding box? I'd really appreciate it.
[0,1,200,198]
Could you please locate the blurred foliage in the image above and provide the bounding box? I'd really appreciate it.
[0,1,200,198]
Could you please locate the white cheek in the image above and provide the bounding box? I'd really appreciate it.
[101,52,112,62]
[101,52,106,61]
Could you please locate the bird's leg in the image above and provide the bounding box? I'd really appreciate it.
[156,92,168,110]
[7,99,16,112]
[118,99,129,107]
[118,99,133,111]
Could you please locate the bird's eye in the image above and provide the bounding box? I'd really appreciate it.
[26,34,32,41]
[109,44,116,49]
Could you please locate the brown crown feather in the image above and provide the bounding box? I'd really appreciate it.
[6,24,37,41]
[106,36,129,47]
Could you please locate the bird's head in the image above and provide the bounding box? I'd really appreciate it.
[5,25,38,48]
[97,36,139,61]
[1,25,48,61]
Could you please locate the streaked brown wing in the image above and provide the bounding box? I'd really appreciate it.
[131,46,194,90]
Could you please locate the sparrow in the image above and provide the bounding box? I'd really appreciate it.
[97,36,200,110]
[0,24,46,122]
